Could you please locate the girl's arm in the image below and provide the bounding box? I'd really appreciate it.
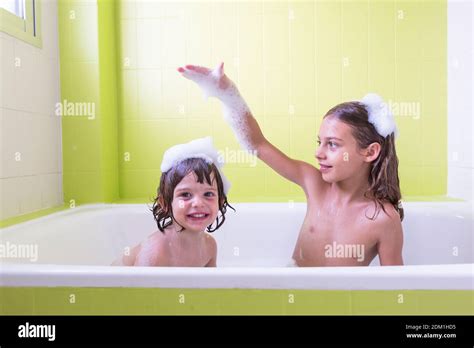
[178,63,324,191]
[377,214,404,266]
[133,237,167,266]
[111,244,141,266]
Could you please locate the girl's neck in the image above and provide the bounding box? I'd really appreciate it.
[329,169,371,206]
[167,223,205,241]
[329,184,370,207]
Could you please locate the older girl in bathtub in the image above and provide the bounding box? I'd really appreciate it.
[113,137,233,267]
[178,63,404,267]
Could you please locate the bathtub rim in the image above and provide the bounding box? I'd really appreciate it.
[0,263,472,290]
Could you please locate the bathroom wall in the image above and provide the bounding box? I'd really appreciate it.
[117,0,448,202]
[447,0,473,201]
[58,0,119,206]
[1,0,452,223]
[0,0,63,220]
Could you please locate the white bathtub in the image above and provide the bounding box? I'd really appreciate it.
[0,202,472,290]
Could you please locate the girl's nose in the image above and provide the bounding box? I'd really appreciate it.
[315,146,325,160]
[191,196,204,207]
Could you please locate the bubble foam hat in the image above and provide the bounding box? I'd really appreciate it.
[160,136,231,194]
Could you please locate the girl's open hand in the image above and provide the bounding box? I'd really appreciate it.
[177,62,235,100]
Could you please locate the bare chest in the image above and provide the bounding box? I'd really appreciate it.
[293,202,379,266]
[168,240,211,267]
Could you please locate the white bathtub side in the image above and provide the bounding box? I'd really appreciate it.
[0,263,472,290]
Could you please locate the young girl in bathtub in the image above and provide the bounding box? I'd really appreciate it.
[112,137,233,267]
[178,63,404,267]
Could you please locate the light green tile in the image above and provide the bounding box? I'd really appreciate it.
[421,166,447,196]
[63,171,103,204]
[155,289,220,315]
[219,289,285,315]
[265,168,293,198]
[417,290,474,315]
[342,57,368,101]
[342,1,368,63]
[2,288,471,316]
[352,290,418,315]
[420,0,446,61]
[315,1,342,64]
[120,170,160,199]
[399,166,423,196]
[34,287,91,315]
[284,290,352,315]
[0,287,35,315]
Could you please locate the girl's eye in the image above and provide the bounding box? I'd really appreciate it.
[205,192,215,197]
[317,140,337,148]
[180,192,191,198]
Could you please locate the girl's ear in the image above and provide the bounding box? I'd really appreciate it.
[364,142,381,163]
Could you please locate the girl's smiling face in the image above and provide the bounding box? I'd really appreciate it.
[171,171,220,233]
[315,116,373,183]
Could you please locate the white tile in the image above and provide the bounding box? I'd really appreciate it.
[37,115,62,174]
[448,0,473,199]
[0,31,14,42]
[19,112,39,176]
[13,40,40,113]
[448,166,474,201]
[41,0,60,60]
[39,173,61,209]
[0,177,21,220]
[0,37,16,110]
[44,58,61,117]
[0,109,27,178]
[56,172,63,206]
[33,54,60,116]
[17,175,42,214]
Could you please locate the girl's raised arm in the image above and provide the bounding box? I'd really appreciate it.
[177,63,323,192]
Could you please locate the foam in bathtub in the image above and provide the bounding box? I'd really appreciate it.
[287,258,298,267]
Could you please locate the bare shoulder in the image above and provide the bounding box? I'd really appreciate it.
[373,202,403,237]
[380,201,402,221]
[134,231,168,266]
[204,232,217,252]
[298,161,328,198]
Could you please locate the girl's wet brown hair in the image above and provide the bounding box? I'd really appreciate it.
[324,102,404,221]
[151,158,234,233]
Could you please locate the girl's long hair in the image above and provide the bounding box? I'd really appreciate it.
[325,102,404,221]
